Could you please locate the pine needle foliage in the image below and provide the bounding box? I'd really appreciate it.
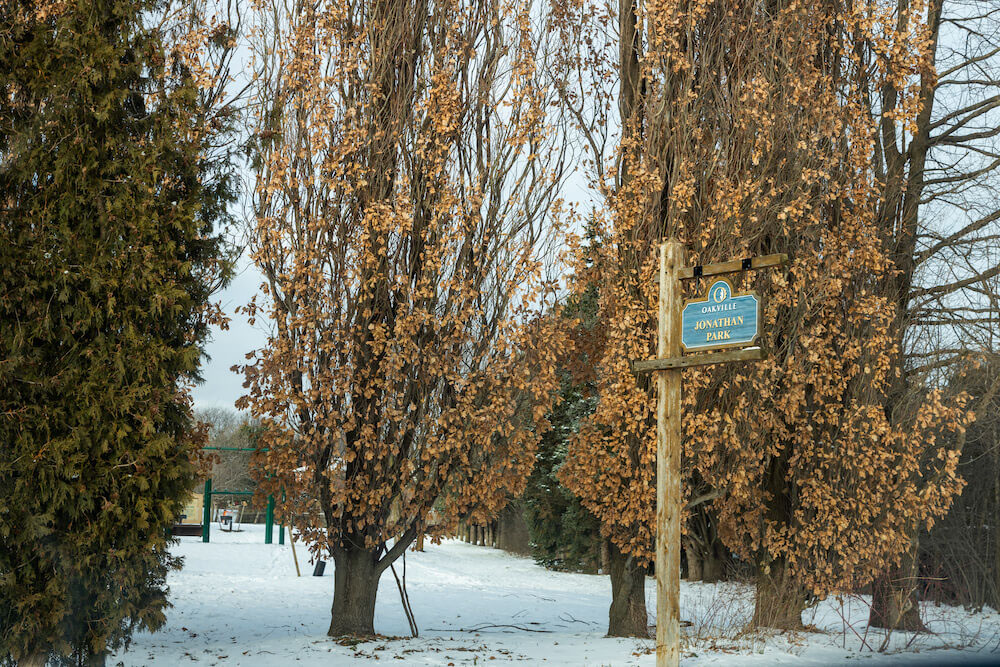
[0,1,233,663]
[523,256,603,574]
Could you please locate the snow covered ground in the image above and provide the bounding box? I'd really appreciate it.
[112,524,1000,665]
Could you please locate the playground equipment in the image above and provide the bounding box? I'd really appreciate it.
[200,445,286,545]
[217,506,242,531]
[199,477,286,544]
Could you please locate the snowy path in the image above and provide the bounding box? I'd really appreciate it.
[113,525,1000,665]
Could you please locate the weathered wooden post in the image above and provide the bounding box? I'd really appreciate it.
[634,241,788,667]
[656,240,683,666]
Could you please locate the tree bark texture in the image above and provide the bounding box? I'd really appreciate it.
[82,650,108,667]
[752,557,807,630]
[701,543,724,583]
[684,538,702,581]
[17,653,48,667]
[607,540,650,637]
[869,539,927,632]
[684,534,725,583]
[995,457,1000,611]
[329,546,381,637]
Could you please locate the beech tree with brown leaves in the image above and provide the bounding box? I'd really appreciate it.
[865,0,1000,631]
[240,0,568,637]
[557,0,973,634]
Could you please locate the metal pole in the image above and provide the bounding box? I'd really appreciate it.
[279,489,285,545]
[656,240,684,667]
[265,494,274,544]
[202,478,212,543]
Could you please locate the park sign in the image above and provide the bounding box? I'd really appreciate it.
[632,244,786,667]
[681,278,759,352]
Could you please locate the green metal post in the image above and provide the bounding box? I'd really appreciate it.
[265,494,274,544]
[202,478,212,543]
[278,489,286,545]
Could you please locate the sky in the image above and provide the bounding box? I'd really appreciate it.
[191,256,268,412]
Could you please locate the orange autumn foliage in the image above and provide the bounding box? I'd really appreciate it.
[239,0,568,635]
[559,0,971,603]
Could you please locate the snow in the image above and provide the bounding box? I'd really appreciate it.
[113,524,1000,665]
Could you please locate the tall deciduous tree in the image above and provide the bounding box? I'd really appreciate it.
[0,0,237,664]
[242,0,567,637]
[559,0,971,633]
[920,359,1000,611]
[866,0,1000,630]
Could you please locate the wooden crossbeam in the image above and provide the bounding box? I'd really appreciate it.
[632,346,765,374]
[679,253,788,280]
[658,253,790,281]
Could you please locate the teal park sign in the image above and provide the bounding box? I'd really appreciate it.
[681,279,760,352]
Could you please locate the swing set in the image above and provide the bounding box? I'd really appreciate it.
[199,445,286,545]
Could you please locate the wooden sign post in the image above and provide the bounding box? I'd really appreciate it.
[634,239,788,667]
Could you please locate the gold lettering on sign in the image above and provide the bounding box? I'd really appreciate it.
[692,314,744,334]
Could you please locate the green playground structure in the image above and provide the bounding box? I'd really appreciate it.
[200,446,284,545]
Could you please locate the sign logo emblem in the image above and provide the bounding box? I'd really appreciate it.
[681,279,760,352]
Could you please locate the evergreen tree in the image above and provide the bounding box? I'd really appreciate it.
[523,375,601,572]
[0,1,234,664]
[522,274,602,573]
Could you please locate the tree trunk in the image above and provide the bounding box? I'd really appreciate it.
[869,538,927,632]
[600,537,610,574]
[607,540,649,637]
[328,546,380,637]
[993,445,1000,611]
[82,650,107,667]
[17,652,48,667]
[702,542,724,584]
[703,559,720,584]
[414,532,425,551]
[994,517,1000,612]
[752,557,807,630]
[684,539,702,581]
